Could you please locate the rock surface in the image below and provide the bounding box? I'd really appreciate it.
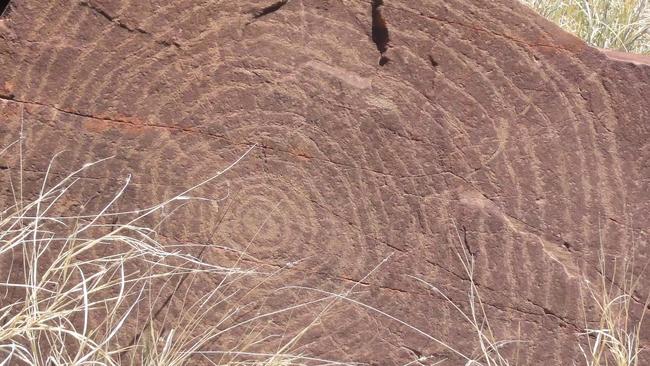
[0,0,648,364]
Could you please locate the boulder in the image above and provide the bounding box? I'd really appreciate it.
[0,0,648,364]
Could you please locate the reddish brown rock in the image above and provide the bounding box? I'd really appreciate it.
[0,0,648,364]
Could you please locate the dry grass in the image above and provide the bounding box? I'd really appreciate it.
[296,222,647,366]
[411,225,648,366]
[0,138,350,366]
[577,236,648,366]
[0,131,646,365]
[434,225,648,366]
[521,0,650,53]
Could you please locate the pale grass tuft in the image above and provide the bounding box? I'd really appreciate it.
[521,0,650,53]
[576,232,648,366]
[293,221,647,366]
[0,140,345,366]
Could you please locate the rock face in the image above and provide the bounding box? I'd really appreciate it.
[0,0,648,364]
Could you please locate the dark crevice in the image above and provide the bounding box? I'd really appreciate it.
[0,93,15,101]
[0,0,11,18]
[371,0,390,65]
[428,54,439,68]
[80,1,118,24]
[461,225,473,256]
[80,1,180,48]
[1,96,238,144]
[253,0,288,19]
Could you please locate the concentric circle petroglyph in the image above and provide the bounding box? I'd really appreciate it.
[223,175,320,262]
[0,0,648,364]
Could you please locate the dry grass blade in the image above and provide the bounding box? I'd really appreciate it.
[0,144,348,366]
[577,230,648,366]
[0,146,254,365]
[521,0,650,53]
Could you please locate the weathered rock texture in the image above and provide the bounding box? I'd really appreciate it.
[0,0,648,364]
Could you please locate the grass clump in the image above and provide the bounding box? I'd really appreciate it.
[521,0,650,53]
[577,239,648,366]
[298,224,647,366]
[412,226,649,366]
[0,141,346,366]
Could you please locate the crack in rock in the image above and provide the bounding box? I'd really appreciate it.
[371,0,391,66]
[80,0,180,48]
[252,0,289,19]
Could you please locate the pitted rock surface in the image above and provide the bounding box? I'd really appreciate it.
[0,0,648,364]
